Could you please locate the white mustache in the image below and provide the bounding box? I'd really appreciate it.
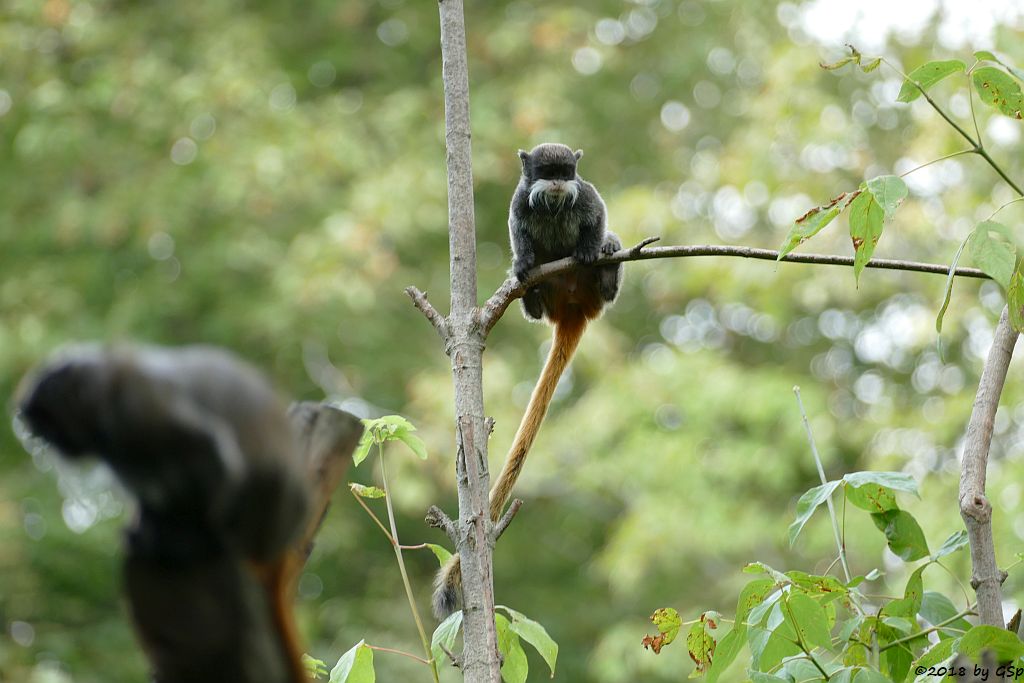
[528,179,579,211]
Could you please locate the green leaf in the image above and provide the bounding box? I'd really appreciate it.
[788,480,842,546]
[870,510,930,561]
[973,66,1024,119]
[843,471,919,496]
[736,579,776,625]
[849,190,885,285]
[650,607,682,645]
[498,606,559,677]
[913,637,956,670]
[303,654,329,679]
[957,625,1024,661]
[750,673,790,683]
[349,483,386,499]
[821,56,857,71]
[919,592,972,636]
[1009,263,1024,332]
[865,176,908,220]
[786,592,833,651]
[936,233,972,335]
[747,589,784,627]
[686,621,716,675]
[897,60,966,102]
[975,51,998,62]
[860,58,881,73]
[780,658,824,682]
[931,530,969,561]
[785,571,848,599]
[845,483,898,513]
[425,543,453,566]
[778,192,857,259]
[853,669,892,683]
[431,611,463,664]
[353,431,374,467]
[330,641,375,683]
[395,431,428,459]
[748,624,800,672]
[706,628,744,683]
[881,565,925,618]
[496,613,528,683]
[970,221,1016,289]
[743,562,791,584]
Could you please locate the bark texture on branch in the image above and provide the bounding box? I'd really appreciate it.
[960,306,1018,626]
[435,0,502,679]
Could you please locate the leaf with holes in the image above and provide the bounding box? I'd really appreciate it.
[778,192,858,258]
[687,621,716,675]
[897,60,966,102]
[973,66,1024,119]
[871,510,930,561]
[349,483,386,499]
[849,191,885,285]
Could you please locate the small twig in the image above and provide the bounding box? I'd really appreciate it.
[350,488,396,543]
[878,608,976,651]
[492,499,523,542]
[629,235,661,255]
[405,286,451,341]
[365,644,433,666]
[793,386,851,583]
[484,417,495,436]
[440,643,462,668]
[425,505,459,545]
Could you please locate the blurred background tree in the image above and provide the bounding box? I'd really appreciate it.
[2,0,1023,681]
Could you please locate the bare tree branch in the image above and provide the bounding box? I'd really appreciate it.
[960,306,1018,626]
[479,239,990,333]
[405,286,451,342]
[492,499,523,542]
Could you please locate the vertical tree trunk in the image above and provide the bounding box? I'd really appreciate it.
[960,306,1018,626]
[437,0,502,679]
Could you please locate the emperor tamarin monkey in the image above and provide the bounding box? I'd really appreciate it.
[17,344,312,683]
[433,143,623,618]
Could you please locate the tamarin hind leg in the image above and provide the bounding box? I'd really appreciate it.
[521,287,545,320]
[598,231,623,303]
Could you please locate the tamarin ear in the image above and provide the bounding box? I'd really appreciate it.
[574,149,584,161]
[518,149,529,169]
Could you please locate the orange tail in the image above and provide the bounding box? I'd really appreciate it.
[265,553,311,683]
[488,313,588,522]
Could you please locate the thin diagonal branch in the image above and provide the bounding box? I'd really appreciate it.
[405,286,451,342]
[479,239,990,333]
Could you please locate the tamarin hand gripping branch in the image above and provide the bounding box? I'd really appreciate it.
[433,143,623,618]
[17,344,312,683]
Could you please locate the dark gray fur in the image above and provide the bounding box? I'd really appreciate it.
[509,143,623,320]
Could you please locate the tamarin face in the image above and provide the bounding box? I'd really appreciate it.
[518,143,584,211]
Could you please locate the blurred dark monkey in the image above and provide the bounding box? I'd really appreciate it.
[16,343,311,683]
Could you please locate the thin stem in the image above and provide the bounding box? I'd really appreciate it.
[976,147,1024,198]
[898,149,975,178]
[793,386,850,583]
[398,543,430,550]
[365,644,433,666]
[879,609,976,652]
[781,597,831,681]
[986,196,1024,221]
[880,57,979,148]
[379,447,440,683]
[967,63,983,147]
[351,487,396,542]
[933,560,973,609]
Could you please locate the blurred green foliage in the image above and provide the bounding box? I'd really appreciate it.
[2,0,1024,681]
